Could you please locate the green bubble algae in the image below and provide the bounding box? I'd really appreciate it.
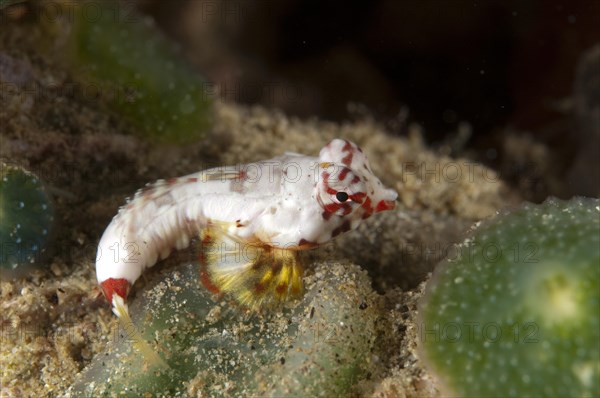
[65,261,380,397]
[67,0,213,144]
[0,162,54,278]
[419,197,600,397]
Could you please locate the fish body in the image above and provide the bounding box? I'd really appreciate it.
[97,139,397,307]
[95,139,397,366]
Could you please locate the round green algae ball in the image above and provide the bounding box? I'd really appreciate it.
[419,197,599,397]
[0,162,54,275]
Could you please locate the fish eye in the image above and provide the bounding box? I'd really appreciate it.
[335,191,349,202]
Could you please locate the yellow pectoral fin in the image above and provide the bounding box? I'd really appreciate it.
[199,224,304,310]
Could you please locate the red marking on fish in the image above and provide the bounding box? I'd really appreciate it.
[199,267,221,294]
[324,203,342,213]
[254,282,266,294]
[342,140,353,152]
[331,220,352,237]
[376,199,396,212]
[349,192,367,203]
[361,197,374,219]
[275,283,286,295]
[339,168,350,180]
[341,153,353,166]
[298,238,318,248]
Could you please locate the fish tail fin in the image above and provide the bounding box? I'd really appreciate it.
[112,294,168,369]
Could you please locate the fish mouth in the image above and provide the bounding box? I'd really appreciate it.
[375,199,396,212]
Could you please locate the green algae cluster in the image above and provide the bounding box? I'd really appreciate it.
[0,162,53,276]
[419,197,600,397]
[67,0,213,144]
[65,261,379,397]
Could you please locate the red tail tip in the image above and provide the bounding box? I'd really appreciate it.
[100,278,130,303]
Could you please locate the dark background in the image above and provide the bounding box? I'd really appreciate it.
[141,0,600,199]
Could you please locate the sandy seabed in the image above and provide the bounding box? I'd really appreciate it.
[0,22,515,397]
